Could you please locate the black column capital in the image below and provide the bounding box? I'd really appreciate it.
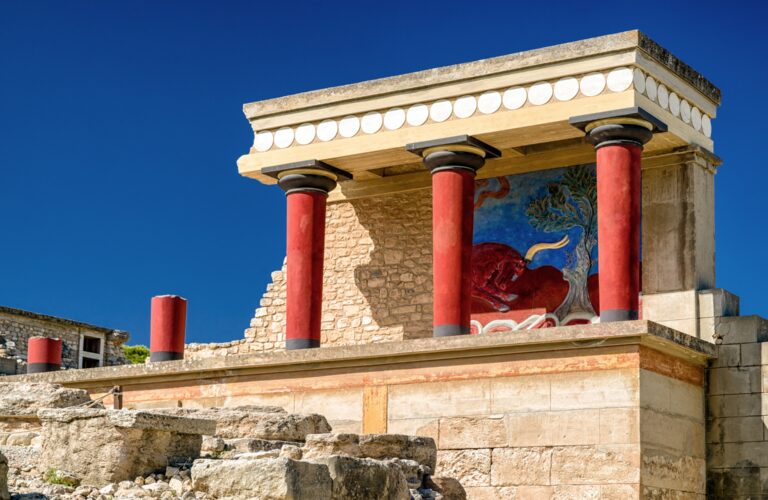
[406,135,501,174]
[263,160,352,195]
[570,107,666,149]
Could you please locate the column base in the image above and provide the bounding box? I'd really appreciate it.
[26,363,61,373]
[286,339,320,350]
[600,309,639,322]
[149,351,184,362]
[434,325,471,337]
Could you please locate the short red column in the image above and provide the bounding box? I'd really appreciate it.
[407,136,500,337]
[582,116,657,322]
[149,295,187,361]
[27,336,62,373]
[267,160,350,349]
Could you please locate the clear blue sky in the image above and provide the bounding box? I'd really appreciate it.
[1,1,766,346]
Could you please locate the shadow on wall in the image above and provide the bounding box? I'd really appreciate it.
[350,190,434,341]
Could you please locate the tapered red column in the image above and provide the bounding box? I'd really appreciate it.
[266,161,351,349]
[27,336,62,373]
[150,295,187,361]
[575,112,661,322]
[407,136,500,337]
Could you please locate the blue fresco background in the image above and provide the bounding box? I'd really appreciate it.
[474,166,599,275]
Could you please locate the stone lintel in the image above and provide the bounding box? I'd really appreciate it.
[37,408,216,435]
[9,321,716,389]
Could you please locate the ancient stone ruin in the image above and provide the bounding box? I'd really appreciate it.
[0,382,464,499]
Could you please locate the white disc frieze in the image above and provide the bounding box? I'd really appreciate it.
[274,127,294,149]
[361,112,383,134]
[295,123,316,145]
[702,115,712,137]
[454,95,477,118]
[645,76,658,102]
[254,131,273,152]
[632,68,646,94]
[478,91,502,114]
[657,84,669,110]
[680,99,691,124]
[607,67,633,92]
[317,119,338,142]
[669,92,680,117]
[339,116,360,138]
[554,77,579,101]
[528,82,553,105]
[580,73,606,97]
[691,107,702,131]
[406,104,429,126]
[430,100,453,122]
[502,87,527,110]
[383,108,406,130]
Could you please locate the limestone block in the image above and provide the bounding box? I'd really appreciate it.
[491,447,552,486]
[222,437,302,457]
[37,408,215,485]
[599,484,640,499]
[599,408,639,444]
[506,409,600,447]
[463,486,520,499]
[641,450,705,494]
[435,449,490,487]
[388,379,491,419]
[191,457,332,499]
[550,444,641,485]
[552,485,601,499]
[154,406,331,441]
[708,366,761,395]
[640,370,704,421]
[0,452,7,500]
[698,289,740,318]
[642,410,705,458]
[323,456,409,499]
[302,433,437,471]
[716,316,768,345]
[706,416,763,444]
[0,382,96,417]
[740,343,763,367]
[642,291,698,322]
[712,345,740,367]
[438,416,506,449]
[387,418,438,442]
[549,369,638,410]
[294,388,362,432]
[707,394,761,418]
[490,375,550,413]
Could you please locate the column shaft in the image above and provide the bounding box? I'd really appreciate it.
[27,337,62,373]
[432,168,475,336]
[149,295,187,362]
[596,143,642,321]
[285,190,327,349]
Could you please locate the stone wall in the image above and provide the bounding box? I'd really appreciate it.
[0,307,128,372]
[188,189,433,360]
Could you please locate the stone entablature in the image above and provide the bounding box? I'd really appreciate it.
[0,306,129,374]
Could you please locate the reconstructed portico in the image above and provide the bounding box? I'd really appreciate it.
[237,30,718,347]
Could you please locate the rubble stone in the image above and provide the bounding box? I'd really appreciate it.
[37,408,215,485]
[0,382,96,417]
[302,432,437,470]
[0,452,8,500]
[155,406,330,441]
[323,455,410,499]
[191,457,332,499]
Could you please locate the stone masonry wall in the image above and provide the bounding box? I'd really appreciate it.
[188,189,433,360]
[0,308,128,372]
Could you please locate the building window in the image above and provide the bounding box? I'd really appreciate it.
[79,333,104,369]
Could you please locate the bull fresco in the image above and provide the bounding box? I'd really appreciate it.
[471,164,599,334]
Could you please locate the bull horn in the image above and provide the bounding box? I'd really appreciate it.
[524,235,570,261]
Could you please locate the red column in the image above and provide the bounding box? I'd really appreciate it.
[149,295,187,361]
[583,119,654,322]
[285,190,327,349]
[596,144,642,321]
[27,336,62,373]
[406,136,500,337]
[432,168,476,336]
[268,161,349,350]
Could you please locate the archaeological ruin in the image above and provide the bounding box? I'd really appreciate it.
[1,30,765,499]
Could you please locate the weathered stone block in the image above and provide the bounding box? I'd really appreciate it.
[323,455,409,499]
[438,416,506,449]
[549,369,638,410]
[38,408,215,485]
[191,457,332,499]
[642,410,705,458]
[490,375,550,413]
[154,406,331,441]
[388,379,491,419]
[424,477,466,500]
[550,445,640,485]
[506,409,601,447]
[435,449,490,487]
[302,433,437,471]
[599,408,639,444]
[0,382,96,417]
[642,450,705,494]
[387,418,438,442]
[491,447,552,486]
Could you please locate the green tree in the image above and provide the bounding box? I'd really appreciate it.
[525,165,597,319]
[122,344,149,364]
